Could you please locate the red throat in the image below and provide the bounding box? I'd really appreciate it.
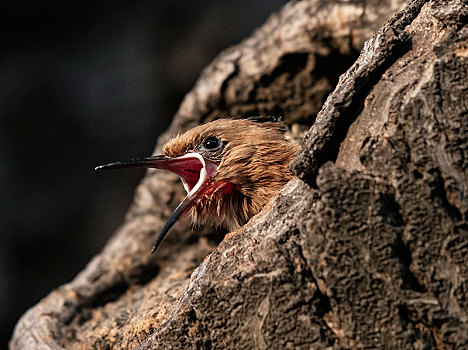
[199,180,233,199]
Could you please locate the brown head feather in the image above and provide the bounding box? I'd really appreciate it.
[163,119,299,230]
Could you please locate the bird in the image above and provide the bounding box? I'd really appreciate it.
[95,118,299,254]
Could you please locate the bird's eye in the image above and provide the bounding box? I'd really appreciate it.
[203,136,220,150]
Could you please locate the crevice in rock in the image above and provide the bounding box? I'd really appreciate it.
[260,53,309,86]
[292,6,426,184]
[393,232,426,293]
[429,168,462,221]
[318,39,413,178]
[290,233,333,327]
[126,263,160,286]
[80,281,130,309]
[314,47,360,93]
[186,226,228,247]
[379,193,426,293]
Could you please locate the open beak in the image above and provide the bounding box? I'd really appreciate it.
[95,153,217,254]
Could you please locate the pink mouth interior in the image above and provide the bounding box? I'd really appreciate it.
[166,157,203,192]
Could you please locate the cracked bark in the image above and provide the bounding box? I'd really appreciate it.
[10,0,468,349]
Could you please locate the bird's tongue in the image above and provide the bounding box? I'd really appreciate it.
[95,152,217,253]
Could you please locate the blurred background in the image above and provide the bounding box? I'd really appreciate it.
[0,0,288,346]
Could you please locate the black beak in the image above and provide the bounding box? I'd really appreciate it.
[95,153,207,254]
[95,155,172,171]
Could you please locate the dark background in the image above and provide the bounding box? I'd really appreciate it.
[0,0,287,346]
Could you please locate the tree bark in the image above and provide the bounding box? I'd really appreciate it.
[10,0,468,349]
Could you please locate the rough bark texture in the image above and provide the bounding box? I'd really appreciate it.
[10,0,468,349]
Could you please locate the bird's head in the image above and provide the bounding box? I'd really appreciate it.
[96,118,299,253]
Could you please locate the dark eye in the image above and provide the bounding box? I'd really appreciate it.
[203,136,220,150]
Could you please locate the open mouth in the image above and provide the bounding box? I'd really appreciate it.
[170,153,217,194]
[95,152,218,253]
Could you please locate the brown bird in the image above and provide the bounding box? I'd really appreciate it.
[96,118,299,253]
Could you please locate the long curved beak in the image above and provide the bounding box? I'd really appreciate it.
[95,156,166,170]
[95,153,215,254]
